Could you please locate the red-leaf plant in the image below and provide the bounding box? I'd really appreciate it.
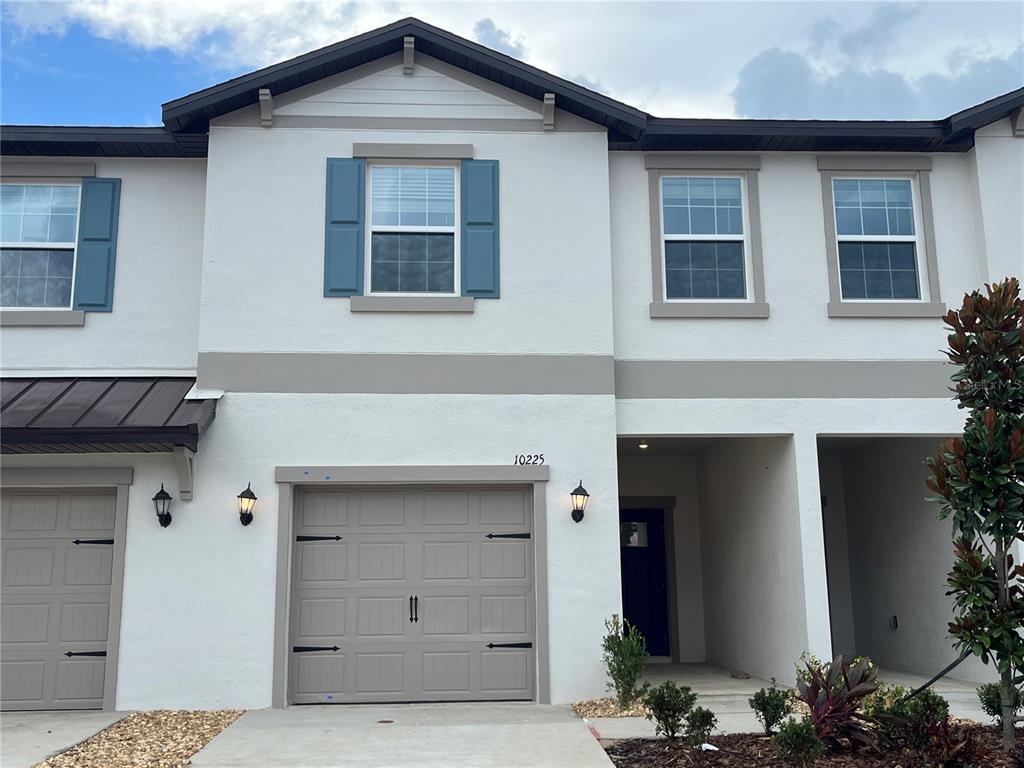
[795,655,880,751]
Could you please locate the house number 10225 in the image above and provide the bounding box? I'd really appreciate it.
[514,454,545,465]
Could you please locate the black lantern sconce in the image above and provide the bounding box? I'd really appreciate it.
[570,480,590,523]
[237,483,257,526]
[152,484,173,528]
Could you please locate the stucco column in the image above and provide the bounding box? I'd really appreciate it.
[793,431,834,660]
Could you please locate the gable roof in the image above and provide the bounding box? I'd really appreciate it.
[2,18,1022,158]
[161,17,648,142]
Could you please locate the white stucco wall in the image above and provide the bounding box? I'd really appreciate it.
[5,392,622,709]
[970,119,1024,284]
[1,159,207,373]
[609,151,987,361]
[198,124,613,356]
[617,453,706,662]
[696,436,808,684]
[838,438,994,684]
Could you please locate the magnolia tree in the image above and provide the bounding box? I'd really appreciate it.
[927,277,1024,753]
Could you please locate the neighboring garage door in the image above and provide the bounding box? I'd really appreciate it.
[289,486,534,704]
[1,489,116,711]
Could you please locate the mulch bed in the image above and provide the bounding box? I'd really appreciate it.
[605,725,1024,767]
[574,696,651,718]
[36,710,244,768]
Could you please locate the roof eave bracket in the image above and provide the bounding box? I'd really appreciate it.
[543,93,555,131]
[259,88,273,127]
[173,446,196,501]
[403,36,415,75]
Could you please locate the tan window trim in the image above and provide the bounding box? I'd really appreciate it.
[349,296,474,313]
[1,310,86,327]
[647,164,769,319]
[352,143,474,160]
[818,156,943,318]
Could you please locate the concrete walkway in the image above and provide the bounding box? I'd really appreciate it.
[191,703,613,768]
[0,710,126,768]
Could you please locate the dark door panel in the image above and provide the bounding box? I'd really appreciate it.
[619,508,670,657]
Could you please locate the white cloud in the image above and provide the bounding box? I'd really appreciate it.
[2,1,1022,119]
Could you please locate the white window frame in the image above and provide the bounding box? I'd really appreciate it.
[659,173,754,303]
[830,174,930,303]
[1,181,82,311]
[364,160,461,297]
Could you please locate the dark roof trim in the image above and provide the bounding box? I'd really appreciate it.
[0,126,208,159]
[162,17,647,141]
[2,425,201,454]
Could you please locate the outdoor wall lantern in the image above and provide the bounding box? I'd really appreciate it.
[152,484,173,528]
[570,480,590,523]
[237,483,258,526]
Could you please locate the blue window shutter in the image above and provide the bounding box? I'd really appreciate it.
[461,160,499,298]
[72,177,121,312]
[324,158,365,296]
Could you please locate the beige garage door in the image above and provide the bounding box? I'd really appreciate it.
[1,489,116,710]
[289,486,535,704]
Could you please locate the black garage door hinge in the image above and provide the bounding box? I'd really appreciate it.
[485,642,532,649]
[296,535,343,542]
[64,651,107,657]
[72,539,114,545]
[293,645,340,653]
[485,533,530,539]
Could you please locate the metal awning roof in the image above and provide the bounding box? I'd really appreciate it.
[1,377,217,454]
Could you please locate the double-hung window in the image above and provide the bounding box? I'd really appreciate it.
[1,183,80,308]
[832,177,924,301]
[367,164,458,295]
[660,176,749,301]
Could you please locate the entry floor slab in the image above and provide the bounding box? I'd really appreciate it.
[190,703,613,768]
[0,710,127,768]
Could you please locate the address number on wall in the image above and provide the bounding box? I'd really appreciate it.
[514,454,545,465]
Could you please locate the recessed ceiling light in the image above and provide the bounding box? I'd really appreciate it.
[638,441,649,450]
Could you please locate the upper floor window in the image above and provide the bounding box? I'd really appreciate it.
[367,164,458,295]
[1,184,80,308]
[660,176,749,301]
[832,177,923,301]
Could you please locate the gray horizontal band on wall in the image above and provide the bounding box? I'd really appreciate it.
[1,162,96,178]
[276,464,550,484]
[197,352,616,395]
[1,310,85,327]
[644,154,762,170]
[350,296,474,313]
[816,155,933,171]
[827,301,947,318]
[615,360,953,399]
[650,301,770,318]
[352,143,474,159]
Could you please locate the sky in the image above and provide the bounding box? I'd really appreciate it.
[1,1,1022,126]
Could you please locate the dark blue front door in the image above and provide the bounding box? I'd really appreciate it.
[619,508,670,657]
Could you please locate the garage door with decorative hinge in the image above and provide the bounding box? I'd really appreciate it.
[1,490,115,710]
[289,487,535,704]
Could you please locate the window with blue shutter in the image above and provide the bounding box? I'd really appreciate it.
[461,160,500,298]
[324,158,365,296]
[72,178,121,311]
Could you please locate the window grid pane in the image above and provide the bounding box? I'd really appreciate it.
[833,178,914,237]
[664,241,746,299]
[0,185,80,244]
[662,177,743,236]
[371,167,455,228]
[371,234,455,294]
[1,248,74,307]
[838,242,919,300]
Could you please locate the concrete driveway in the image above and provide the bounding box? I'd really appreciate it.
[191,703,612,768]
[1,710,126,768]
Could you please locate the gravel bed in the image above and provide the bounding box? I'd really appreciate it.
[574,697,650,718]
[35,710,244,768]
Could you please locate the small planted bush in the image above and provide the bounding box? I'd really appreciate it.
[772,716,826,767]
[923,716,984,768]
[749,678,792,735]
[684,706,717,748]
[601,615,649,709]
[644,680,697,739]
[978,681,1022,727]
[863,683,949,748]
[795,654,879,750]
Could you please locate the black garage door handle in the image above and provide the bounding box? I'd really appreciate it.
[293,646,340,653]
[64,651,107,657]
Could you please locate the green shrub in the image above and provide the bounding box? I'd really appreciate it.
[977,681,1023,726]
[795,654,879,750]
[684,706,717,748]
[644,680,697,739]
[749,678,792,735]
[772,717,826,767]
[601,615,649,709]
[863,683,948,748]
